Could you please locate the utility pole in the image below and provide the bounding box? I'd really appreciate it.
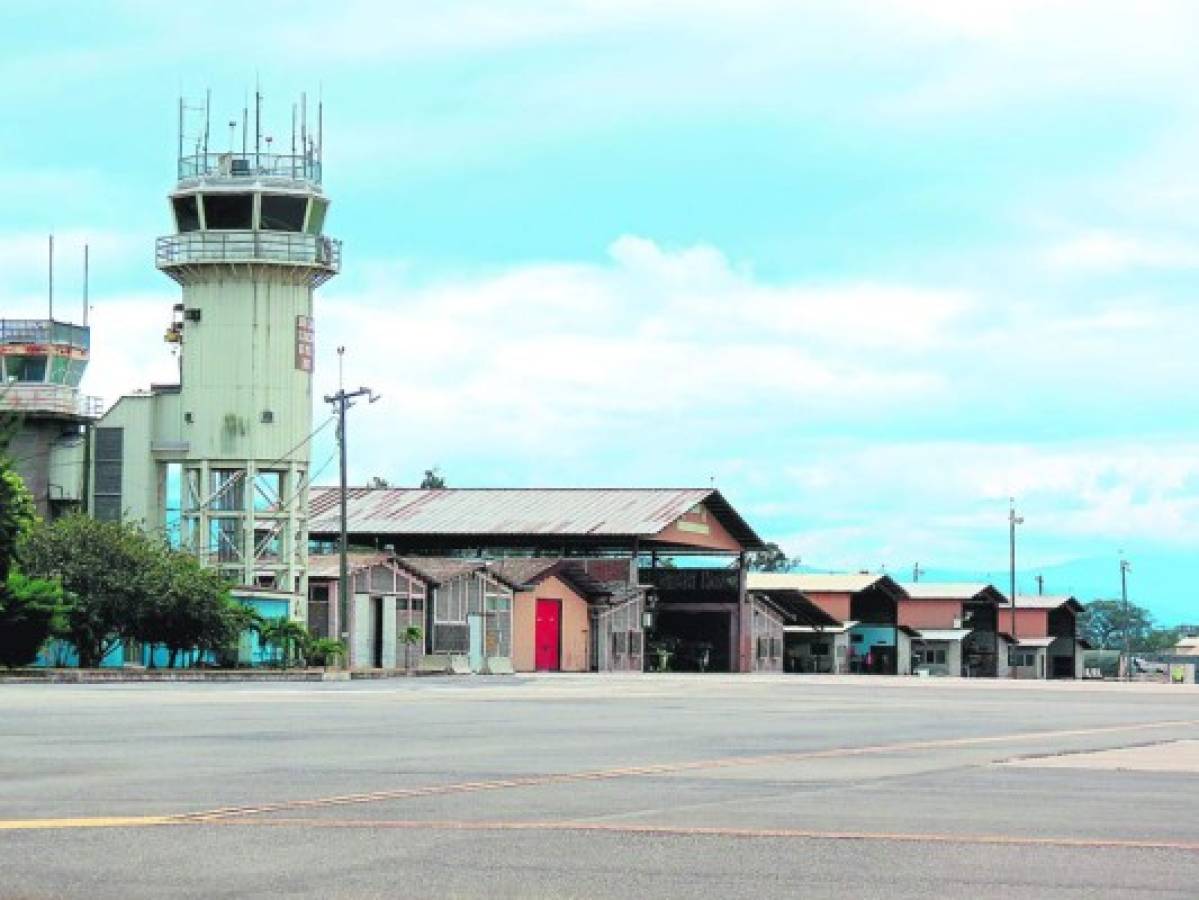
[323,346,378,667]
[1120,557,1132,682]
[1009,498,1024,678]
[1035,574,1044,596]
[913,562,924,583]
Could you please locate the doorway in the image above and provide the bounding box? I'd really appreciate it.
[535,599,562,671]
[468,614,485,672]
[369,596,384,669]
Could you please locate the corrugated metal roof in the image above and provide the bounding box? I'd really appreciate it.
[397,557,491,586]
[916,628,974,642]
[308,551,394,579]
[1004,595,1082,611]
[748,573,887,594]
[900,582,997,601]
[309,487,762,549]
[1016,637,1058,648]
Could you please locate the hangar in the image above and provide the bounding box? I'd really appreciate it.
[308,487,768,672]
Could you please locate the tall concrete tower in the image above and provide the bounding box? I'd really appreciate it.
[94,93,338,620]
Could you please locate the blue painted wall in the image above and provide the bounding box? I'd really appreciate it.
[32,594,291,669]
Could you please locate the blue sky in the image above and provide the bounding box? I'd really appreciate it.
[2,1,1197,622]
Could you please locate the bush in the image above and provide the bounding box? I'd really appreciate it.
[0,572,64,668]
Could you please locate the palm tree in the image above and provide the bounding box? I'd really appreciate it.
[399,625,423,673]
[259,617,310,669]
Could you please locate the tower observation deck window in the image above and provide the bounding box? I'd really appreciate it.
[4,354,48,382]
[202,193,253,230]
[173,195,200,232]
[260,195,308,232]
[306,199,328,235]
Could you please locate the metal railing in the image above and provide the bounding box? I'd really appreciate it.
[178,152,321,183]
[156,231,341,273]
[0,319,90,350]
[0,383,102,418]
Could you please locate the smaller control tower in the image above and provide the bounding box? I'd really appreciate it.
[1,282,102,518]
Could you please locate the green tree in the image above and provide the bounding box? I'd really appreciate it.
[259,617,311,668]
[1080,599,1155,651]
[0,572,65,668]
[19,514,159,667]
[749,542,793,573]
[132,551,232,668]
[204,600,265,667]
[0,464,38,583]
[1141,627,1182,654]
[307,637,346,669]
[419,467,446,489]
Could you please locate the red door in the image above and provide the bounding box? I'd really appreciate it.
[535,599,561,671]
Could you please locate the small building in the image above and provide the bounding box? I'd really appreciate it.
[398,558,515,674]
[747,573,912,675]
[911,628,973,677]
[307,553,428,670]
[1172,637,1199,657]
[898,583,1005,677]
[999,595,1084,679]
[489,558,637,673]
[308,487,766,673]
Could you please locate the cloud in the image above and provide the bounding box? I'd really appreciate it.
[778,440,1199,572]
[1045,231,1199,273]
[305,236,962,480]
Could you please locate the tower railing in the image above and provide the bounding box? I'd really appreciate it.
[156,231,341,275]
[0,320,90,350]
[178,152,321,184]
[0,383,102,419]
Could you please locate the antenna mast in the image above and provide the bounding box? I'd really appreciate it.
[177,97,184,178]
[255,85,262,168]
[48,234,54,319]
[83,244,89,326]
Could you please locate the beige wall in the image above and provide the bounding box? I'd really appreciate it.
[512,575,590,672]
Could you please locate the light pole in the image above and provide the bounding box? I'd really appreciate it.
[1009,498,1024,678]
[1120,557,1132,682]
[323,347,378,667]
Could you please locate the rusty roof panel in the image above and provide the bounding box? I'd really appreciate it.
[308,487,763,549]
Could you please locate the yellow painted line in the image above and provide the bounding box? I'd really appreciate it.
[5,717,1197,831]
[0,816,172,830]
[207,817,1199,852]
[175,717,1199,823]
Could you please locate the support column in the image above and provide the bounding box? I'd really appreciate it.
[737,552,751,673]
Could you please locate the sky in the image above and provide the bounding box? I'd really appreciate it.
[1,1,1197,623]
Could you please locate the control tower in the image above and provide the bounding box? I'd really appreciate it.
[93,93,339,615]
[0,315,101,518]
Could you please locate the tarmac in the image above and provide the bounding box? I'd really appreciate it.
[1,673,1197,898]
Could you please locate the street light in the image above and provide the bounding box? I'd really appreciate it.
[1120,556,1132,682]
[1009,498,1024,678]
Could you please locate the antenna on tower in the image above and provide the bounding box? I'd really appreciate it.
[83,244,89,326]
[242,92,248,159]
[291,102,297,177]
[203,89,211,158]
[255,83,262,169]
[317,84,323,165]
[177,96,184,178]
[48,234,54,319]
